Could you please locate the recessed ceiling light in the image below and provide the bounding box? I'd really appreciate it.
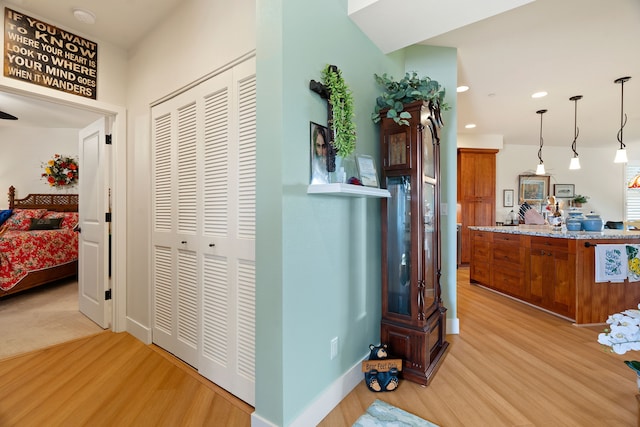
[531,91,548,99]
[457,85,469,93]
[73,8,96,25]
[465,124,476,129]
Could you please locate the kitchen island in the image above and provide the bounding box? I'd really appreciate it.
[469,225,640,324]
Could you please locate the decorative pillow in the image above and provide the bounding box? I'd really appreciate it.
[4,209,47,230]
[43,211,79,229]
[0,209,12,226]
[29,217,63,230]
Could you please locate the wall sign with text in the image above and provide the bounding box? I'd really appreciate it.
[3,7,98,99]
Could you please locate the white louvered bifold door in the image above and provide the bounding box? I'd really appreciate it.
[198,57,256,406]
[151,89,201,367]
[151,56,256,405]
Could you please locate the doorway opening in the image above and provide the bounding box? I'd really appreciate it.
[0,86,127,348]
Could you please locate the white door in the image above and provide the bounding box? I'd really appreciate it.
[151,57,256,405]
[78,117,111,328]
[151,90,200,367]
[198,58,256,405]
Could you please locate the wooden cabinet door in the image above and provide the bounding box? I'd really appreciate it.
[472,153,495,199]
[469,230,491,284]
[382,126,412,171]
[529,244,576,319]
[457,149,497,263]
[548,250,575,318]
[529,248,547,306]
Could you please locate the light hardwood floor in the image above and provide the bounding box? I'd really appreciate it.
[0,268,637,426]
[0,332,253,426]
[320,267,638,426]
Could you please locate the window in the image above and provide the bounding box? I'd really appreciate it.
[626,163,640,220]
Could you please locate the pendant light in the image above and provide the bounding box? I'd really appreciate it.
[535,109,547,175]
[614,76,631,163]
[569,95,582,170]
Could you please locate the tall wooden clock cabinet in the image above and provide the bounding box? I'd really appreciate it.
[379,100,449,385]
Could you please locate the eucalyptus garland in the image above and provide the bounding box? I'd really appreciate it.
[371,72,449,126]
[321,64,356,157]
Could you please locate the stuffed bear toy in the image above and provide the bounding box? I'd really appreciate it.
[364,344,399,392]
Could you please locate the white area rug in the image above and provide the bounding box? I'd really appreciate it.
[0,278,103,360]
[353,399,439,427]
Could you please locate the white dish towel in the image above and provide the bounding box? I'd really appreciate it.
[595,244,628,283]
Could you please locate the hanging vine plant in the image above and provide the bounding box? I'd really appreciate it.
[321,64,357,158]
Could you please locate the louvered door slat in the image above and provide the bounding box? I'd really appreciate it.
[236,260,255,381]
[203,88,229,237]
[153,114,173,232]
[202,254,229,365]
[177,250,198,364]
[237,75,256,240]
[153,246,173,334]
[177,102,198,235]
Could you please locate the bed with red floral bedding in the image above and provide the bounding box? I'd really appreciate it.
[0,187,79,297]
[0,228,78,291]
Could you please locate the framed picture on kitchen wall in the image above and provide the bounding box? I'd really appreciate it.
[553,184,575,199]
[503,189,514,207]
[518,175,550,203]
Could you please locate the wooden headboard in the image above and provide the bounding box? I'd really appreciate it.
[8,186,78,212]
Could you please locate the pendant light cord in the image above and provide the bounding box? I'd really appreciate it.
[570,96,582,157]
[616,77,631,149]
[537,109,546,164]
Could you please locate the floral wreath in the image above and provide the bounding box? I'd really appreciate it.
[41,154,79,187]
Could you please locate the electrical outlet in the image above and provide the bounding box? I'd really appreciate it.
[330,337,338,360]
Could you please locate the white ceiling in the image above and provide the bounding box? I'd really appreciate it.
[1,0,639,152]
[0,0,182,128]
[348,0,534,54]
[422,0,640,149]
[2,0,182,50]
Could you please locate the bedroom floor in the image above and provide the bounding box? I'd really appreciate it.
[0,278,103,360]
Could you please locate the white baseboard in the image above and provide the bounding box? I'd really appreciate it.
[126,316,152,344]
[250,413,277,427]
[251,317,461,427]
[252,355,365,427]
[447,317,460,334]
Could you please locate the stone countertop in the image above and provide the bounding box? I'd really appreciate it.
[468,225,640,240]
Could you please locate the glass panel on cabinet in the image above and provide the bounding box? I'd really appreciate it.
[388,132,407,166]
[423,182,436,308]
[386,175,412,316]
[422,125,435,179]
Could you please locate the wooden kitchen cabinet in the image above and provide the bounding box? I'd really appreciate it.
[492,233,527,299]
[457,149,498,264]
[529,237,576,319]
[470,227,640,324]
[470,230,575,319]
[469,230,491,284]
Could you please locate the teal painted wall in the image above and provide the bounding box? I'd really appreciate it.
[256,2,457,426]
[404,45,459,322]
[256,0,285,424]
[256,0,402,424]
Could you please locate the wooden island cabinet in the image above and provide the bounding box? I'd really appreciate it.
[469,226,640,324]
